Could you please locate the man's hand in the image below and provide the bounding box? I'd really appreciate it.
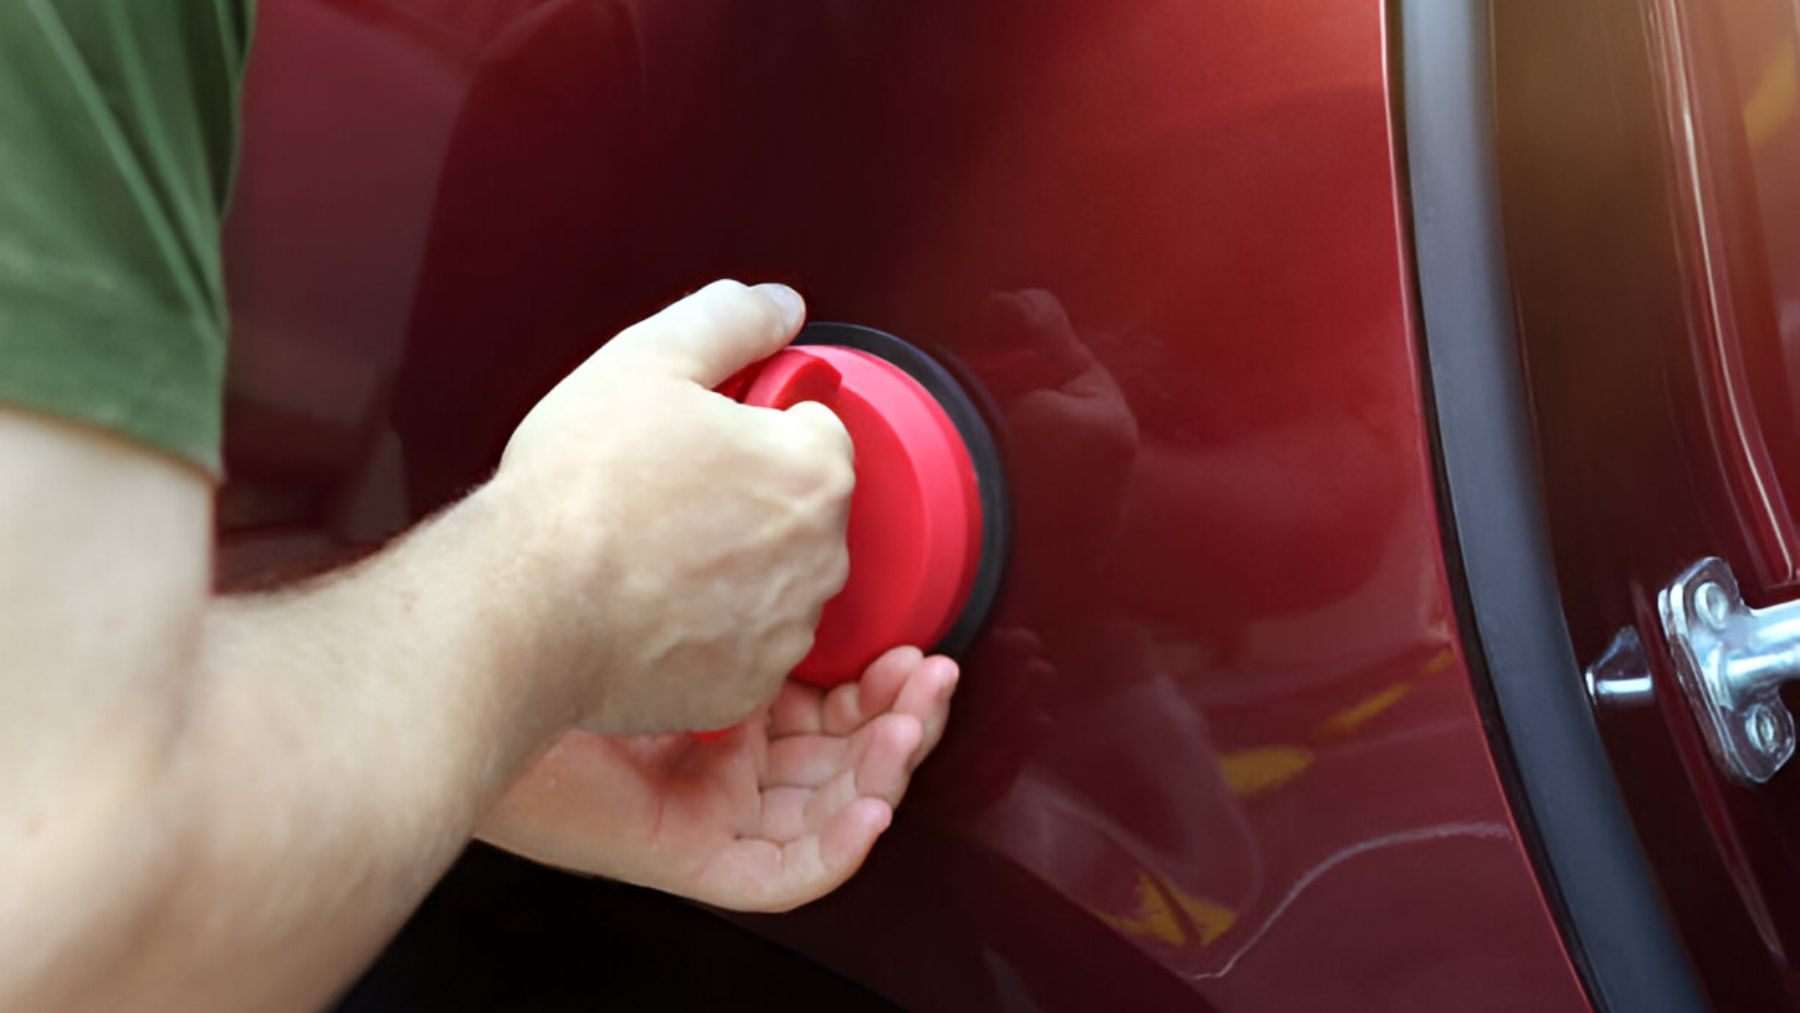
[0,280,883,1012]
[479,647,959,912]
[495,279,855,733]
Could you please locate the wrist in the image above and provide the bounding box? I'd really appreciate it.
[464,467,614,733]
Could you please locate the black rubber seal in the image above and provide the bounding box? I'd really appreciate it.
[1394,3,1705,1011]
[796,322,1011,658]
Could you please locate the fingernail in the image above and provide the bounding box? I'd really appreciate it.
[756,283,806,331]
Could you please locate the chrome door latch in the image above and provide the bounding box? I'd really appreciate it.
[1661,557,1800,783]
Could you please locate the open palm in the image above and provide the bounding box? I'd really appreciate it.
[478,647,958,912]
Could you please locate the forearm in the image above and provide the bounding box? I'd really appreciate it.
[1,440,590,1012]
[4,280,841,1011]
[135,481,586,1011]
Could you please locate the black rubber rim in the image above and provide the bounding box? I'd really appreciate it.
[797,322,1011,658]
[1394,3,1704,1010]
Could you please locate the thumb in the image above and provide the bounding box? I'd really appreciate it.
[603,280,807,387]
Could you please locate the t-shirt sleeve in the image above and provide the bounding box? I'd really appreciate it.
[0,0,253,476]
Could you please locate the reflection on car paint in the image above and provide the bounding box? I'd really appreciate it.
[223,1,1591,1008]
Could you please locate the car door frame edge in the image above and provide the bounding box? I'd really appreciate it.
[1392,2,1707,1010]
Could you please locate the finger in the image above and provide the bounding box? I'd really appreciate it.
[852,713,922,805]
[764,732,851,787]
[798,768,859,833]
[821,646,924,736]
[782,396,854,446]
[696,796,891,913]
[767,681,824,738]
[754,786,814,844]
[812,797,893,891]
[795,713,921,829]
[766,701,918,787]
[893,656,959,766]
[773,401,856,534]
[891,654,957,719]
[604,279,806,387]
[695,838,785,911]
[863,645,924,713]
[820,682,862,737]
[778,797,892,907]
[765,656,937,784]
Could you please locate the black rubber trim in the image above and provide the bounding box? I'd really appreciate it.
[1394,4,1706,1011]
[796,322,1011,658]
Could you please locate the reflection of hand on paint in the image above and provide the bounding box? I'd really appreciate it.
[967,289,1140,598]
[478,647,958,912]
[909,289,1141,810]
[913,624,1059,815]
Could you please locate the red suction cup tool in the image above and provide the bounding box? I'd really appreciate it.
[723,342,985,688]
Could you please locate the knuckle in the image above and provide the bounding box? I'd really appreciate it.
[696,278,764,318]
[826,451,856,498]
[653,280,753,341]
[825,545,851,593]
[700,278,750,298]
[684,290,738,336]
[769,626,816,675]
[601,318,655,359]
[785,437,855,503]
[789,402,853,452]
[687,279,785,346]
[768,406,826,455]
[746,290,789,339]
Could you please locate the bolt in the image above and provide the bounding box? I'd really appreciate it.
[1696,581,1733,631]
[1748,702,1785,756]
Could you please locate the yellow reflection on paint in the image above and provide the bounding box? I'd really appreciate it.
[1220,745,1313,797]
[1095,870,1240,950]
[1421,648,1455,676]
[1096,870,1186,946]
[1746,48,1797,152]
[1162,880,1239,946]
[1316,682,1415,738]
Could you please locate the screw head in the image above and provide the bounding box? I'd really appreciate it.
[1748,702,1785,756]
[1696,581,1733,631]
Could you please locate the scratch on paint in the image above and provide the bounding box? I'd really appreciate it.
[1187,821,1513,980]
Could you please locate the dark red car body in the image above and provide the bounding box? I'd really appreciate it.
[218,0,1800,1009]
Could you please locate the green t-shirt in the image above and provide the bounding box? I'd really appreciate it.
[0,0,253,476]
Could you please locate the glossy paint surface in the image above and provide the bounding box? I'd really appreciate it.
[222,2,1585,1009]
[1496,0,1800,1008]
